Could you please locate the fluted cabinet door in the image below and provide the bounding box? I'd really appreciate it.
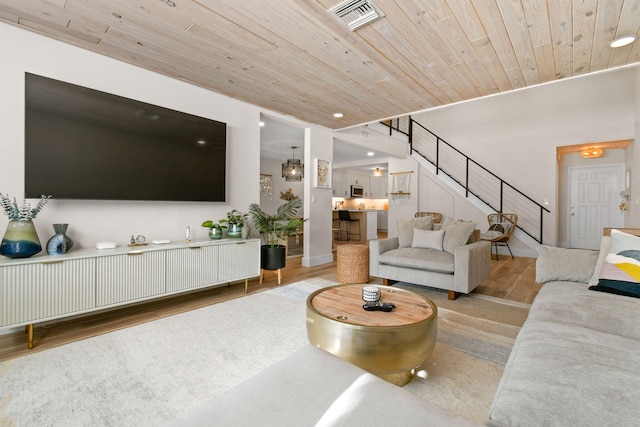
[96,251,165,307]
[218,240,260,283]
[0,258,95,327]
[165,245,219,292]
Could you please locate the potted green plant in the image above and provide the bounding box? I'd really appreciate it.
[220,209,248,238]
[248,198,306,271]
[201,219,224,240]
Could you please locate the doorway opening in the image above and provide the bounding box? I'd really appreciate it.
[557,140,630,248]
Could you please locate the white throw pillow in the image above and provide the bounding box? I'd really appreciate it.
[411,228,444,251]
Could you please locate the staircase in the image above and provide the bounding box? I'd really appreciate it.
[381,116,549,245]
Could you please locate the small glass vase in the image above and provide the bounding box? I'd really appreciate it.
[208,227,223,240]
[227,224,243,238]
[47,223,74,255]
[241,223,250,239]
[0,220,42,259]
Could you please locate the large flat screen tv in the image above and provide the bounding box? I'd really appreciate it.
[25,73,227,202]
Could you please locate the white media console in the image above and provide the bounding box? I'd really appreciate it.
[0,238,261,349]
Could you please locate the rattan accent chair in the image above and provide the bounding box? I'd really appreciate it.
[482,213,518,260]
[414,212,443,224]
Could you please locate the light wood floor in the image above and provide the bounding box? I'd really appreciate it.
[0,249,539,362]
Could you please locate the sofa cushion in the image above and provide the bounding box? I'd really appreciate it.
[379,247,454,273]
[441,220,476,254]
[490,318,640,427]
[526,281,640,340]
[397,216,432,248]
[412,228,444,251]
[490,280,640,427]
[588,236,611,288]
[590,229,640,298]
[535,244,599,284]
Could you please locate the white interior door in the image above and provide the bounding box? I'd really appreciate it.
[569,164,624,249]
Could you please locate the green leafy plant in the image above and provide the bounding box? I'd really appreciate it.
[220,209,248,227]
[0,194,51,221]
[248,198,306,248]
[200,220,223,230]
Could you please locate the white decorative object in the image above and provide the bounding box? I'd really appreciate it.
[314,158,332,188]
[260,173,273,199]
[362,285,381,302]
[96,241,117,249]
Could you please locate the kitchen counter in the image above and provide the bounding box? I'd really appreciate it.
[333,210,378,243]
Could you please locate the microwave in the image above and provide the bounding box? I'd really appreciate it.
[350,185,364,198]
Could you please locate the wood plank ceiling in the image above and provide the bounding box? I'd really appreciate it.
[0,0,639,129]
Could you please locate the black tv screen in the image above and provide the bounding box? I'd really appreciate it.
[25,73,227,202]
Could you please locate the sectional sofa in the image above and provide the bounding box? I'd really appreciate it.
[489,229,640,426]
[170,229,640,426]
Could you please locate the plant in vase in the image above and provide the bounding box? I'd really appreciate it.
[220,209,248,238]
[0,194,51,258]
[201,220,224,240]
[248,197,306,271]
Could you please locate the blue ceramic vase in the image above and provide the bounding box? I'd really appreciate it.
[0,220,42,258]
[46,223,74,255]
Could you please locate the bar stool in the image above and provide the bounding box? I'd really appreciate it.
[338,210,361,241]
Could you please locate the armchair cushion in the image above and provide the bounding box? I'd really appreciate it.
[442,221,476,254]
[397,217,432,248]
[412,229,444,251]
[379,247,454,273]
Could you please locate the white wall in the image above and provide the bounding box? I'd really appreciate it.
[386,157,419,238]
[303,127,334,266]
[0,23,335,253]
[259,158,305,219]
[629,70,640,226]
[412,66,638,245]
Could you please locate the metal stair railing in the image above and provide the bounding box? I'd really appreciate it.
[381,117,549,244]
[380,115,410,136]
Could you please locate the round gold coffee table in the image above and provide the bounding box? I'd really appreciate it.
[306,284,437,386]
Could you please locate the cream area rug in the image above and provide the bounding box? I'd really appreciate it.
[0,278,529,426]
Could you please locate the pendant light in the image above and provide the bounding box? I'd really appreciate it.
[282,146,304,181]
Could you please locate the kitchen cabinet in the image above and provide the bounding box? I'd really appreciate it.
[333,210,378,242]
[334,169,391,199]
[371,174,388,198]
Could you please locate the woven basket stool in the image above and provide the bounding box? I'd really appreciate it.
[337,244,369,284]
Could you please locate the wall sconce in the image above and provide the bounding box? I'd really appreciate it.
[282,146,304,181]
[581,147,603,158]
[373,168,383,177]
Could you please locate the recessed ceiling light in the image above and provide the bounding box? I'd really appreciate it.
[367,152,375,156]
[333,113,344,118]
[197,140,206,145]
[259,121,265,127]
[610,36,636,48]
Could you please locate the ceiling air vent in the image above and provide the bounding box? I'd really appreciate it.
[329,0,385,31]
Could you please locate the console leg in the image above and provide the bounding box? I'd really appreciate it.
[244,278,248,294]
[259,269,264,284]
[277,269,282,285]
[26,324,34,349]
